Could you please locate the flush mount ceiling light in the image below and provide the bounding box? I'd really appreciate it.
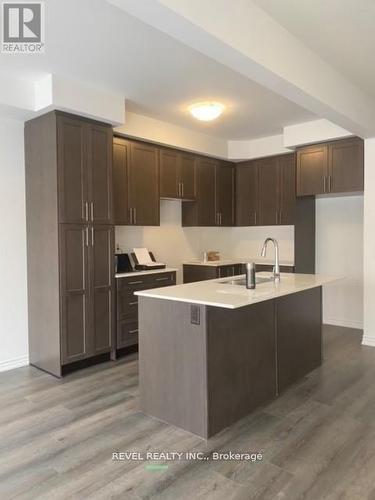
[188,102,225,121]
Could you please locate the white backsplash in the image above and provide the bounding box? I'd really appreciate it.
[115,200,294,283]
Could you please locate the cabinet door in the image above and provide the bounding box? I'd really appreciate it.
[90,225,114,355]
[328,138,364,193]
[160,149,179,198]
[113,137,130,225]
[179,154,196,200]
[197,158,217,226]
[279,154,296,225]
[258,157,279,226]
[128,142,160,226]
[60,224,90,364]
[216,163,235,226]
[235,162,259,226]
[296,145,328,196]
[57,116,88,224]
[87,123,113,224]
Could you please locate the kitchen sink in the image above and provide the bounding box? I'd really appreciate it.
[219,276,273,286]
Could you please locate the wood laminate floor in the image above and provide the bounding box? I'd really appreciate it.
[1,325,375,499]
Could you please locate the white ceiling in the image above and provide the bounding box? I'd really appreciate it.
[0,0,315,139]
[253,0,375,99]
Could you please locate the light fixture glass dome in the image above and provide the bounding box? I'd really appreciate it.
[189,102,225,121]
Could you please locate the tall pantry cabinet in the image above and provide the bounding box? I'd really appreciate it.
[25,111,114,377]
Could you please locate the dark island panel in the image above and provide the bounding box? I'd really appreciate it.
[206,300,277,436]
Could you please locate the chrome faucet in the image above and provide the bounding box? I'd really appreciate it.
[261,238,280,282]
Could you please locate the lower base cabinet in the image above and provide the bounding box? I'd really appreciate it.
[116,271,176,353]
[183,263,295,283]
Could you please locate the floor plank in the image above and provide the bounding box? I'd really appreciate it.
[1,326,374,499]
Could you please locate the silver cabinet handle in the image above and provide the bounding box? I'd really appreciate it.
[128,301,138,306]
[85,227,89,246]
[323,176,327,193]
[85,202,89,221]
[128,329,138,335]
[220,213,222,225]
[91,226,94,246]
[181,182,184,198]
[128,280,143,285]
[134,207,137,225]
[156,277,170,282]
[129,208,133,224]
[90,202,94,221]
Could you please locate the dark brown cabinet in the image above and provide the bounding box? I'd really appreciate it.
[183,263,294,283]
[160,148,196,200]
[25,111,114,377]
[296,137,364,196]
[236,153,295,226]
[279,154,296,225]
[116,271,176,352]
[57,115,112,225]
[235,161,259,226]
[182,159,234,227]
[113,137,160,226]
[258,156,279,225]
[183,263,243,283]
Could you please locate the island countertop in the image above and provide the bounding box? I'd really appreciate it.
[135,272,338,309]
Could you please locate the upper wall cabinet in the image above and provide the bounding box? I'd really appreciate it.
[236,161,259,226]
[112,137,160,226]
[160,148,196,200]
[236,153,295,226]
[57,115,113,225]
[182,159,234,227]
[296,137,364,197]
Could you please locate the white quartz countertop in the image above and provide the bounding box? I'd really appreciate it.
[135,272,338,309]
[183,258,294,267]
[115,268,178,278]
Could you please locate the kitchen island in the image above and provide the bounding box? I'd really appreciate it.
[136,273,336,439]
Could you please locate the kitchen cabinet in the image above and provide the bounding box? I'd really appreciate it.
[113,137,160,226]
[182,159,234,227]
[160,148,196,200]
[279,154,296,225]
[236,153,295,226]
[216,162,235,226]
[183,263,294,283]
[60,224,114,364]
[58,115,112,225]
[235,161,259,226]
[116,271,176,353]
[25,111,114,377]
[296,137,364,196]
[258,156,279,225]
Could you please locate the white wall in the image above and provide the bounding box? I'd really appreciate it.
[316,195,364,329]
[115,111,228,159]
[0,118,29,371]
[363,138,375,345]
[115,200,294,283]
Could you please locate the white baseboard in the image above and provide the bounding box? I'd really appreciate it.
[362,336,375,347]
[0,355,29,373]
[324,318,363,330]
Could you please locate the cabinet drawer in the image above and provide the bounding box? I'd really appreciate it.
[117,319,139,348]
[150,272,176,286]
[117,289,138,320]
